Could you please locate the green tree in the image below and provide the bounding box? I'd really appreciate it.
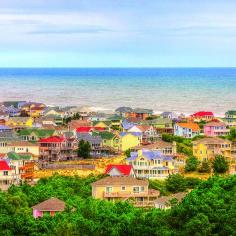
[124,149,131,157]
[166,174,187,193]
[229,128,236,140]
[198,160,211,173]
[77,140,91,158]
[213,155,229,174]
[185,156,199,172]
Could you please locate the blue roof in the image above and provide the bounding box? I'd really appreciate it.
[120,132,142,137]
[122,119,134,130]
[0,125,11,130]
[127,149,174,161]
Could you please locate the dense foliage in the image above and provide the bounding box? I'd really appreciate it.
[185,156,199,172]
[213,155,229,174]
[198,160,211,173]
[77,140,92,158]
[0,174,236,235]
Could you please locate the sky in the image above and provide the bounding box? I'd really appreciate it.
[1,0,236,67]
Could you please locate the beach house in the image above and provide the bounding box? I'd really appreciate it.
[6,117,34,130]
[203,122,229,137]
[127,125,157,143]
[32,197,65,218]
[91,176,160,207]
[0,160,15,191]
[223,110,236,127]
[193,137,232,161]
[174,122,200,138]
[125,108,153,120]
[126,149,176,179]
[105,164,136,177]
[154,192,187,210]
[39,136,77,162]
[18,128,56,141]
[190,111,214,122]
[7,141,40,158]
[119,132,142,151]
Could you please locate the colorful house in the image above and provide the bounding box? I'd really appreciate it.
[154,192,187,210]
[143,118,173,135]
[77,133,102,157]
[105,164,136,177]
[6,117,33,129]
[127,125,157,143]
[93,121,111,130]
[115,107,133,117]
[126,149,176,179]
[223,110,236,127]
[32,197,65,218]
[93,131,120,152]
[21,102,46,117]
[190,111,214,122]
[8,141,40,158]
[119,132,142,151]
[18,128,56,141]
[132,140,177,156]
[7,152,34,182]
[91,176,160,207]
[0,160,15,191]
[174,122,200,138]
[39,136,77,162]
[203,122,229,137]
[193,137,232,161]
[125,108,153,120]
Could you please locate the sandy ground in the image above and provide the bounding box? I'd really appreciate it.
[34,155,126,178]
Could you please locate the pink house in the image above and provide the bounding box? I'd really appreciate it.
[204,122,229,137]
[32,197,65,218]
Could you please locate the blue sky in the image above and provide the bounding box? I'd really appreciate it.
[1,0,236,67]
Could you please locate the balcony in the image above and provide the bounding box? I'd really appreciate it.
[21,172,34,179]
[104,189,160,198]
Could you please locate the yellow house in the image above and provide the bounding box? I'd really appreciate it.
[126,149,176,179]
[93,131,120,151]
[93,121,111,130]
[193,137,232,161]
[6,117,33,128]
[91,176,160,207]
[119,132,141,152]
[8,141,40,158]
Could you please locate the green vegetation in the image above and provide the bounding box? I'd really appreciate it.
[0,174,235,235]
[198,160,211,173]
[124,149,131,157]
[185,156,199,172]
[162,133,193,156]
[63,112,81,125]
[77,140,91,158]
[213,155,229,174]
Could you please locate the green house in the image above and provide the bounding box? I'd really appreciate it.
[18,128,56,141]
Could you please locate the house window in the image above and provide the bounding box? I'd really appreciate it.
[121,186,126,191]
[105,186,112,193]
[140,186,144,192]
[3,171,8,176]
[133,186,139,193]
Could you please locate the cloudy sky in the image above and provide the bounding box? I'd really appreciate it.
[1,0,236,67]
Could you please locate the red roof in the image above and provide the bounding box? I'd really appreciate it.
[39,136,65,143]
[76,127,93,133]
[191,111,214,117]
[0,160,11,171]
[94,127,106,131]
[105,164,132,176]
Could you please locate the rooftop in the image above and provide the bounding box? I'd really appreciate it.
[32,197,65,212]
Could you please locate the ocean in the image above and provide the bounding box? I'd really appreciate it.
[0,67,236,116]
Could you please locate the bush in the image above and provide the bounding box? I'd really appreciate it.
[185,156,199,172]
[198,160,211,173]
[213,155,229,174]
[166,174,187,193]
